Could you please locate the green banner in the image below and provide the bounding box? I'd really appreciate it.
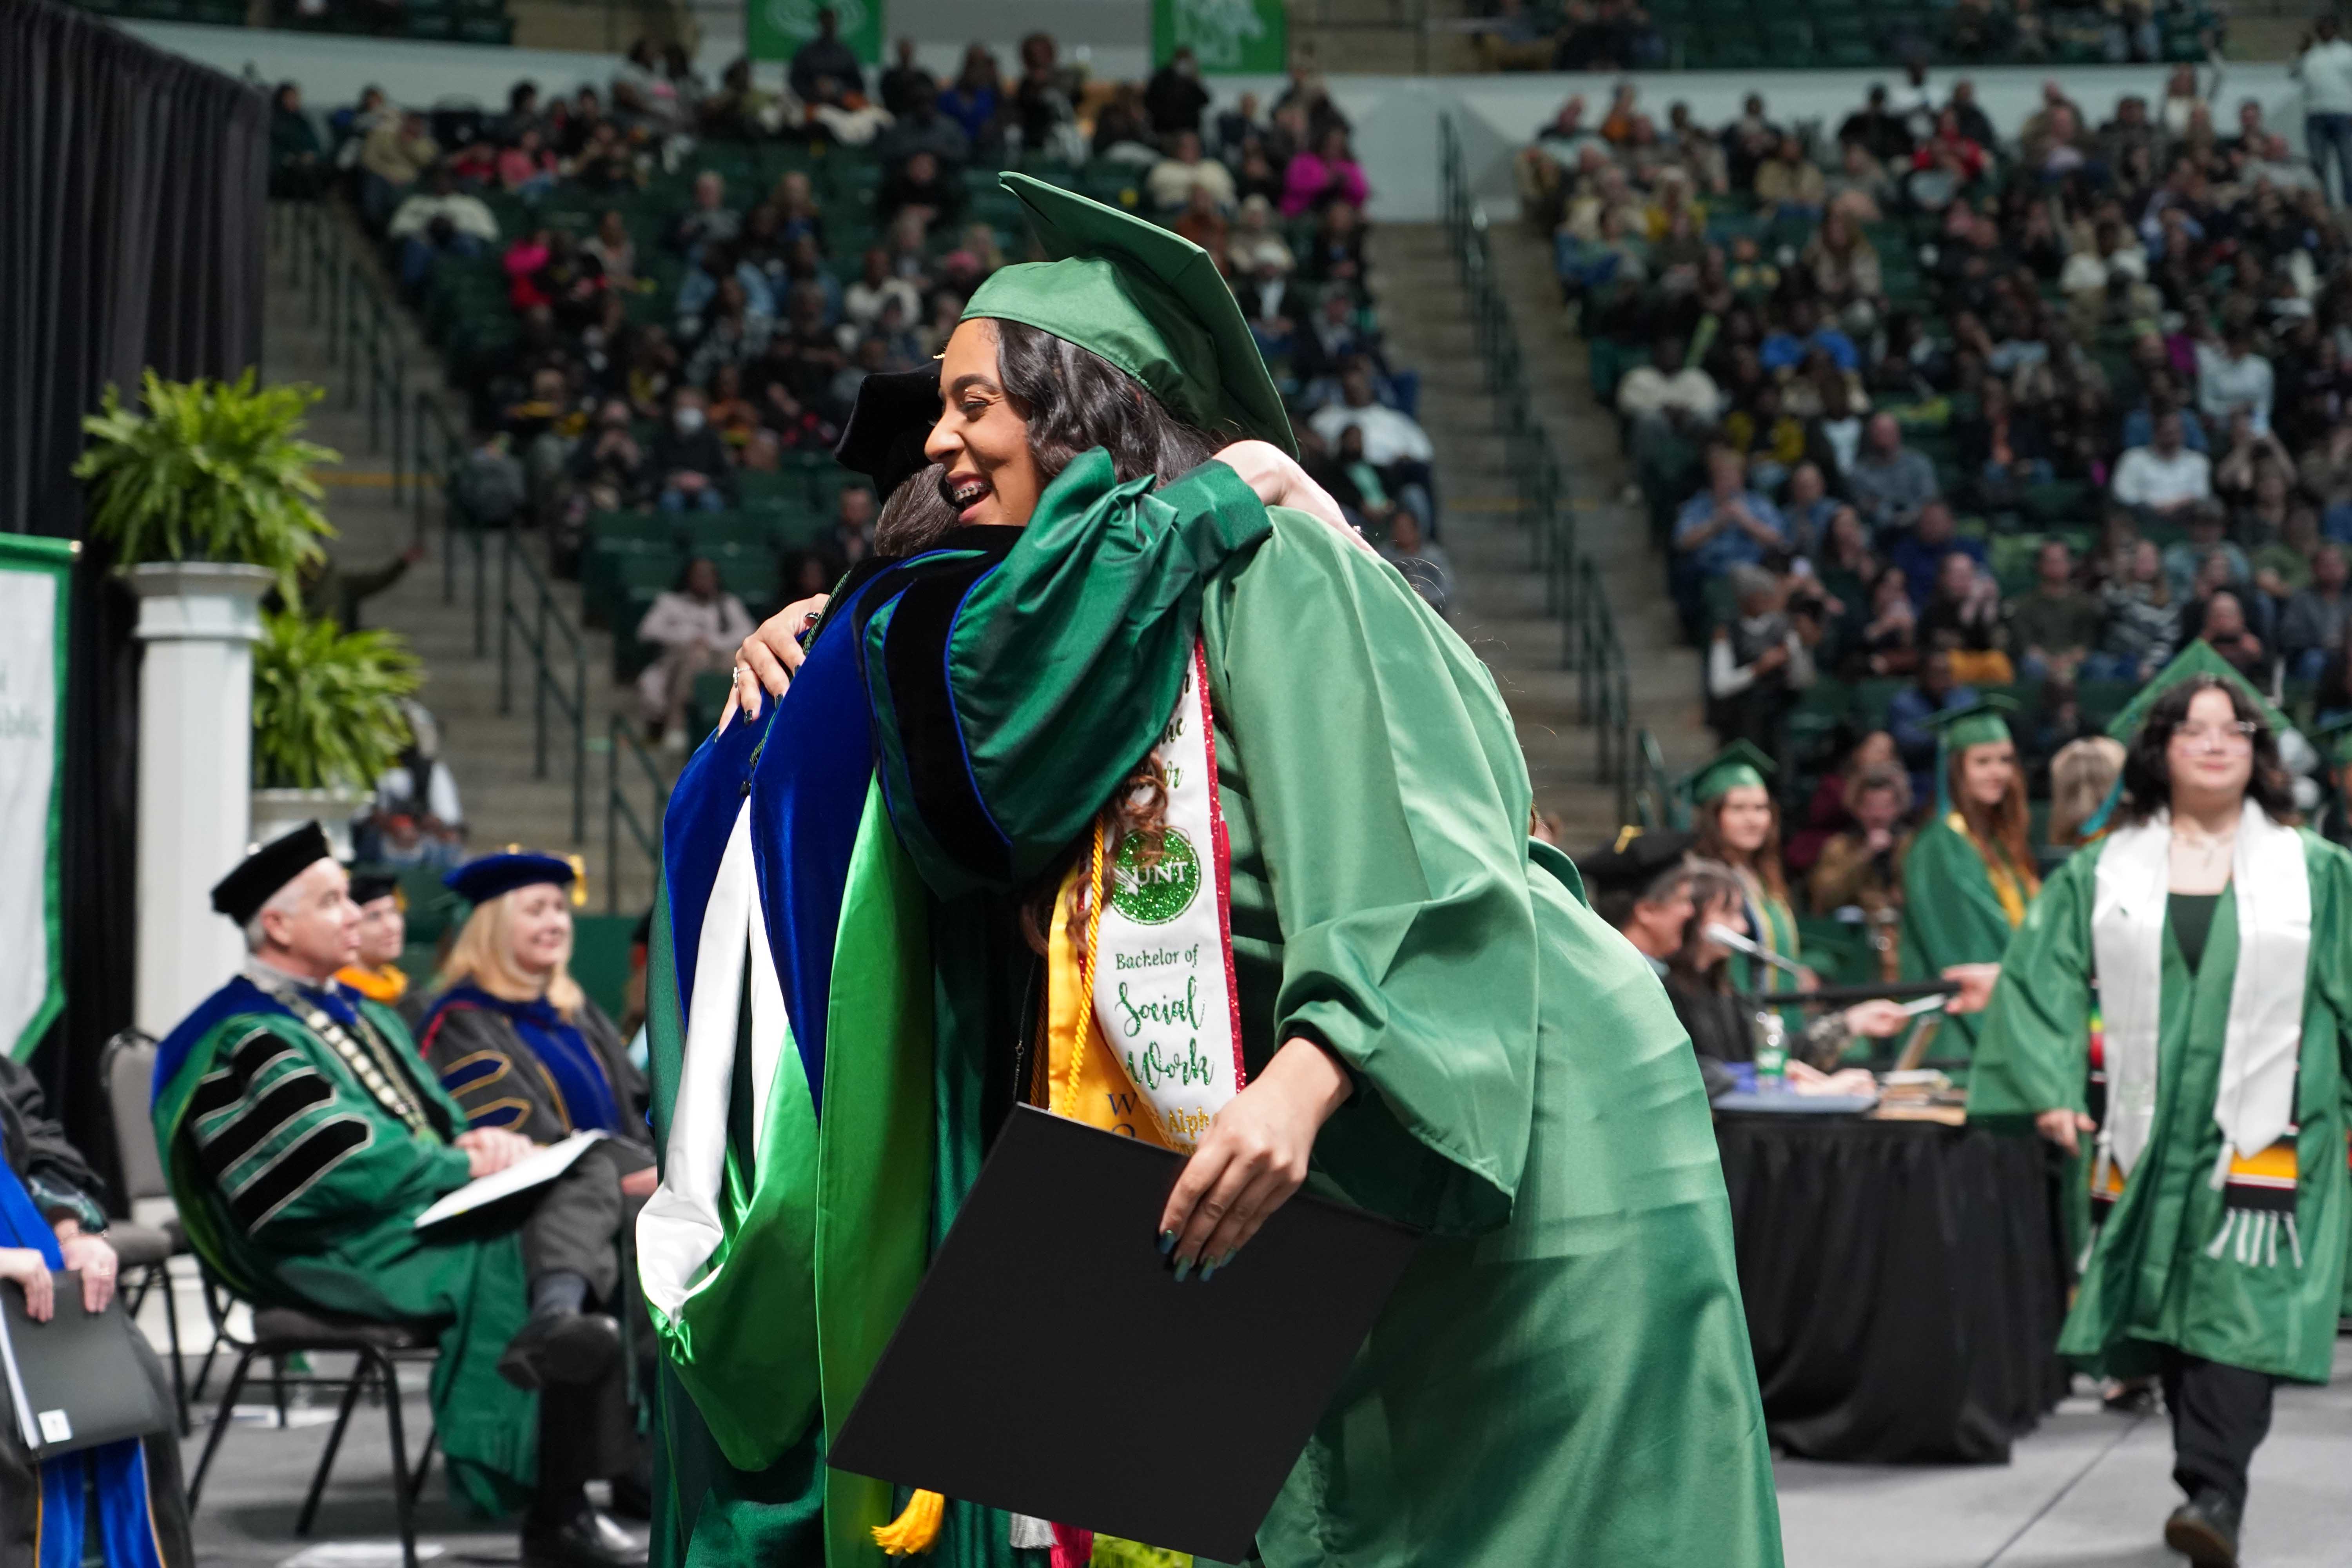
[0,535,74,1060]
[1153,0,1287,74]
[747,0,884,68]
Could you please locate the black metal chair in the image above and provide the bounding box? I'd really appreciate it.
[99,1029,200,1433]
[186,1290,443,1568]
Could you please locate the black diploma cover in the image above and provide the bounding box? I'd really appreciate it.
[829,1105,1423,1561]
[0,1272,174,1457]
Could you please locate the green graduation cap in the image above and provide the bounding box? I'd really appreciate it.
[960,173,1298,457]
[2102,641,2296,744]
[1679,740,1777,805]
[2310,712,2352,769]
[1921,694,2020,815]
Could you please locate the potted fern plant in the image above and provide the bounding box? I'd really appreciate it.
[250,610,424,856]
[76,369,340,604]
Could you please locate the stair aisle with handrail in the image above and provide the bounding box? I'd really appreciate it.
[263,200,667,914]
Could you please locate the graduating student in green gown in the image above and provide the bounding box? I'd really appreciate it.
[1969,645,2352,1568]
[664,174,1783,1567]
[151,825,647,1567]
[1686,744,1811,1004]
[2312,714,2352,853]
[1900,696,2040,1059]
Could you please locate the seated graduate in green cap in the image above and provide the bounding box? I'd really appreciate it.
[694,173,1783,1567]
[1898,695,2041,1060]
[2312,714,2352,852]
[1968,642,2352,1568]
[1684,742,1814,1004]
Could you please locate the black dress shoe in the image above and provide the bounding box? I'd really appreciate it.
[497,1310,622,1390]
[2163,1490,2243,1566]
[522,1506,648,1568]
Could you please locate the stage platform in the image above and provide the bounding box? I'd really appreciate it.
[156,1285,2347,1566]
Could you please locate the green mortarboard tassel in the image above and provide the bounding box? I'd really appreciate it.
[2102,641,2296,745]
[1920,693,2020,817]
[1680,740,1777,805]
[960,173,1298,457]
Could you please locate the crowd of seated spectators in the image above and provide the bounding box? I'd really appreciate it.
[1470,0,2216,72]
[1521,54,2352,849]
[268,20,1455,743]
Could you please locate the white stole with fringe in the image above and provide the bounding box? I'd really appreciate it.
[2090,801,2308,1180]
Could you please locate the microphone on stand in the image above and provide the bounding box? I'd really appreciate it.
[1705,923,1807,976]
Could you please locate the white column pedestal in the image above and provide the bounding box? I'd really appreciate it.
[129,562,273,1038]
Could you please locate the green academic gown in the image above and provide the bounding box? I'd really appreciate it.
[1900,815,2032,1057]
[1968,833,2352,1383]
[153,979,538,1513]
[869,457,1782,1566]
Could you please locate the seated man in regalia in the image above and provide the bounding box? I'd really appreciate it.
[152,822,646,1567]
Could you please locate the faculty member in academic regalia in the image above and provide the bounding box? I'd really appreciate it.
[417,854,650,1156]
[1900,695,2041,1060]
[1970,644,2352,1568]
[151,824,648,1567]
[335,869,426,1029]
[0,1053,194,1568]
[647,174,1784,1567]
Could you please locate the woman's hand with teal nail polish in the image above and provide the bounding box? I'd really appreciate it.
[1172,1254,1194,1283]
[1158,1229,1177,1255]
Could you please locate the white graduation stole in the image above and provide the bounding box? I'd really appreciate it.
[1046,641,1247,1152]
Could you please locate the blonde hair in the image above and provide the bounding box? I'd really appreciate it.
[2047,736,2127,847]
[436,886,584,1019]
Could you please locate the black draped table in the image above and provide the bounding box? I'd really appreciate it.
[1713,1113,2073,1463]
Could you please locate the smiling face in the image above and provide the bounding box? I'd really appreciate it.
[1715,785,1774,856]
[2166,686,2256,804]
[927,318,1045,527]
[1960,740,2016,809]
[503,883,573,981]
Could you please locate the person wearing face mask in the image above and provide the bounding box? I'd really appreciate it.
[648,386,736,513]
[1970,647,2352,1568]
[1899,697,2040,1060]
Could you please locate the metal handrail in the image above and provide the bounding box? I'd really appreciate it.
[497,529,589,845]
[276,198,632,889]
[1439,113,1634,821]
[606,717,670,915]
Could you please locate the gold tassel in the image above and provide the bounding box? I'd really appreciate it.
[873,1490,947,1556]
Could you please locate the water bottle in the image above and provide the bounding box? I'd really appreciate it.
[1753,1009,1788,1092]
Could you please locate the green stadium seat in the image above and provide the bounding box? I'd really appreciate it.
[676,512,777,557]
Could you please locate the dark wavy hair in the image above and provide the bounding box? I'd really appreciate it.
[974,320,1222,954]
[985,319,1224,487]
[2117,675,2298,824]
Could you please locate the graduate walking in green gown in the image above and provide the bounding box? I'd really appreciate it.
[652,174,1783,1567]
[1900,696,2040,1060]
[1969,646,2352,1568]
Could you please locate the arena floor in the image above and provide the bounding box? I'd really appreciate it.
[169,1299,2348,1566]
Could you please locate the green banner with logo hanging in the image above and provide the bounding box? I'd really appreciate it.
[1153,0,1287,73]
[748,0,884,67]
[0,535,73,1060]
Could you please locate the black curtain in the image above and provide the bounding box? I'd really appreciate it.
[0,0,267,1159]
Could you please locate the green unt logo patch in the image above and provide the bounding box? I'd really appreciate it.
[1111,828,1201,925]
